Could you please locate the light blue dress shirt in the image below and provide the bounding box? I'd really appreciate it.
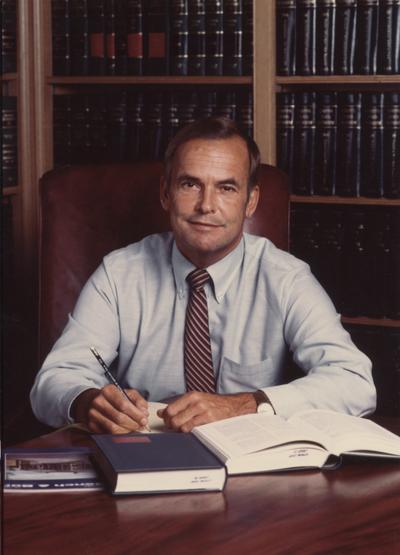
[30,233,376,428]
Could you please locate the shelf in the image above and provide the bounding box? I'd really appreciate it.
[48,75,253,86]
[276,75,400,86]
[0,73,18,83]
[290,195,400,206]
[342,316,400,328]
[3,186,20,196]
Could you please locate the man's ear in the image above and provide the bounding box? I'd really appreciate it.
[245,184,260,218]
[160,176,170,211]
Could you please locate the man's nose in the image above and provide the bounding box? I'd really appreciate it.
[197,186,217,213]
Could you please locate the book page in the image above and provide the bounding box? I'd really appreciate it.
[145,402,169,433]
[193,413,327,459]
[292,410,400,456]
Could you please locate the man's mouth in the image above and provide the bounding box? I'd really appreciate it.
[188,220,223,228]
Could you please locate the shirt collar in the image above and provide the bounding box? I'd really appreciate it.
[172,238,244,303]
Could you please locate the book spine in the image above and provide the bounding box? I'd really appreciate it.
[107,92,128,161]
[88,0,106,75]
[164,91,180,148]
[316,0,336,75]
[71,95,93,163]
[216,89,237,120]
[0,0,17,74]
[127,90,145,160]
[223,0,243,76]
[205,0,224,75]
[53,95,73,166]
[143,91,165,158]
[197,89,217,119]
[70,0,90,75]
[383,93,400,199]
[314,92,338,195]
[388,209,400,319]
[334,0,357,74]
[276,0,296,76]
[316,207,345,311]
[242,0,253,75]
[237,88,253,137]
[1,96,18,187]
[335,92,361,196]
[378,0,400,74]
[188,0,206,75]
[114,0,128,74]
[144,0,170,75]
[360,93,384,197]
[170,0,189,75]
[343,208,370,316]
[105,0,117,74]
[179,90,199,126]
[276,92,295,178]
[126,0,144,75]
[290,205,321,274]
[292,92,316,195]
[296,0,317,76]
[355,0,379,74]
[382,325,400,412]
[366,210,392,317]
[51,0,71,76]
[88,95,108,161]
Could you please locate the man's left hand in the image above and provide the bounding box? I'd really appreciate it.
[157,391,257,432]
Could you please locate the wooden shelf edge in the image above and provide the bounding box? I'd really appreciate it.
[276,75,400,85]
[3,186,20,196]
[290,195,400,206]
[0,73,18,82]
[341,316,400,328]
[47,75,253,86]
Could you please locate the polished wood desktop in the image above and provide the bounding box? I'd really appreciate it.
[4,419,400,555]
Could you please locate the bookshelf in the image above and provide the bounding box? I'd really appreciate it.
[14,0,400,332]
[3,1,399,443]
[268,0,400,331]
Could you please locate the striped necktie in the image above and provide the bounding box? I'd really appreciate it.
[184,268,216,393]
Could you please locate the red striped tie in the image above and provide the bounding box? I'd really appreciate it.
[184,269,216,393]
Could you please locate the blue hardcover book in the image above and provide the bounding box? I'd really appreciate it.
[3,447,103,492]
[92,432,227,495]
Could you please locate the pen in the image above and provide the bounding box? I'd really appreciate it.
[90,346,151,432]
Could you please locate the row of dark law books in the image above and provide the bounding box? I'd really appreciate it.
[290,205,400,319]
[277,91,400,199]
[277,0,400,76]
[1,0,17,74]
[1,96,18,188]
[344,324,400,416]
[52,0,252,77]
[53,87,253,165]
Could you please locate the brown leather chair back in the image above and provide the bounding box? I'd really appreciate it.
[39,161,288,362]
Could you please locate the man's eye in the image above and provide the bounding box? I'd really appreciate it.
[221,185,236,192]
[181,181,197,189]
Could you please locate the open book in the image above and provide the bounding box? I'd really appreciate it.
[189,410,400,475]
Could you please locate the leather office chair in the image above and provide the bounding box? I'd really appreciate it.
[39,161,289,363]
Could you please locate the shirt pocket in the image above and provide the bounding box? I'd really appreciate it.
[218,356,278,393]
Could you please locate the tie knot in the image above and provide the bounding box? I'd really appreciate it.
[187,269,210,291]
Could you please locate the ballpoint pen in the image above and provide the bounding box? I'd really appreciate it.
[90,346,151,432]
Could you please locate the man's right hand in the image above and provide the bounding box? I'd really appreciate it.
[71,385,149,434]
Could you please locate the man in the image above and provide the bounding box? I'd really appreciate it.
[30,117,376,433]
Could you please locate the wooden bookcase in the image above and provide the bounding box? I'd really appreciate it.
[2,0,38,325]
[12,0,400,344]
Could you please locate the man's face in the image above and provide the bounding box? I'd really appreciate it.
[160,137,259,268]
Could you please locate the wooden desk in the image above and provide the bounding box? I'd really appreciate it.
[4,419,400,555]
